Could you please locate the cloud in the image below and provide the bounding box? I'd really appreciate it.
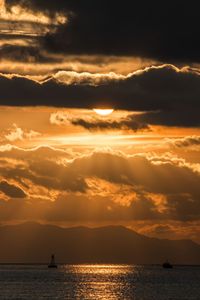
[0,144,72,158]
[70,116,149,132]
[63,151,200,221]
[1,192,200,243]
[0,1,199,67]
[49,111,71,125]
[28,0,199,64]
[70,151,200,193]
[0,65,200,127]
[0,145,200,221]
[0,1,68,65]
[138,222,200,244]
[134,111,200,128]
[50,111,149,132]
[5,124,24,141]
[0,180,26,198]
[167,136,200,148]
[0,55,156,77]
[0,45,62,63]
[5,124,40,141]
[0,194,158,222]
[1,1,67,25]
[53,71,126,86]
[0,145,88,194]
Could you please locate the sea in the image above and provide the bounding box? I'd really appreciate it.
[0,264,200,300]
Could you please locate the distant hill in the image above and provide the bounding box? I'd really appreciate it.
[0,223,199,264]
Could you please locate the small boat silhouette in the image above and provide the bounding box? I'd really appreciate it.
[162,260,173,269]
[48,254,57,268]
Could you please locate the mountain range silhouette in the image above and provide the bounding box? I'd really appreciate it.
[0,222,199,264]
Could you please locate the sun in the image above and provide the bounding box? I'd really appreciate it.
[93,109,114,116]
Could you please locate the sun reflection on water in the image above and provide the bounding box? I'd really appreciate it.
[68,264,134,275]
[61,264,138,299]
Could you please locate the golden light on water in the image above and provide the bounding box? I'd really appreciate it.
[93,109,114,116]
[61,264,139,299]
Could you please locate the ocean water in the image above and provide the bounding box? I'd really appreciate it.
[0,264,200,300]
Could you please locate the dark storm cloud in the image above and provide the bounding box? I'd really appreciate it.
[5,0,200,63]
[0,65,200,127]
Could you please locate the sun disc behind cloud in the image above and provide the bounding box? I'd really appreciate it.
[93,109,114,116]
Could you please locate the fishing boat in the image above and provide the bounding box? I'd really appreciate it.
[162,260,173,269]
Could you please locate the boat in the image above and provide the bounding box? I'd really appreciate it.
[162,260,173,269]
[48,254,57,268]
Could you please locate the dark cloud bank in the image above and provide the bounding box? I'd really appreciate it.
[1,1,200,127]
[5,0,200,63]
[0,65,200,127]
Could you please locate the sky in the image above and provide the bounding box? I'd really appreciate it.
[0,0,200,243]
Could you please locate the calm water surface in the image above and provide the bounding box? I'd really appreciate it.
[0,264,199,299]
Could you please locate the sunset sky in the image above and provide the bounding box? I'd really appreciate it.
[0,1,200,243]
